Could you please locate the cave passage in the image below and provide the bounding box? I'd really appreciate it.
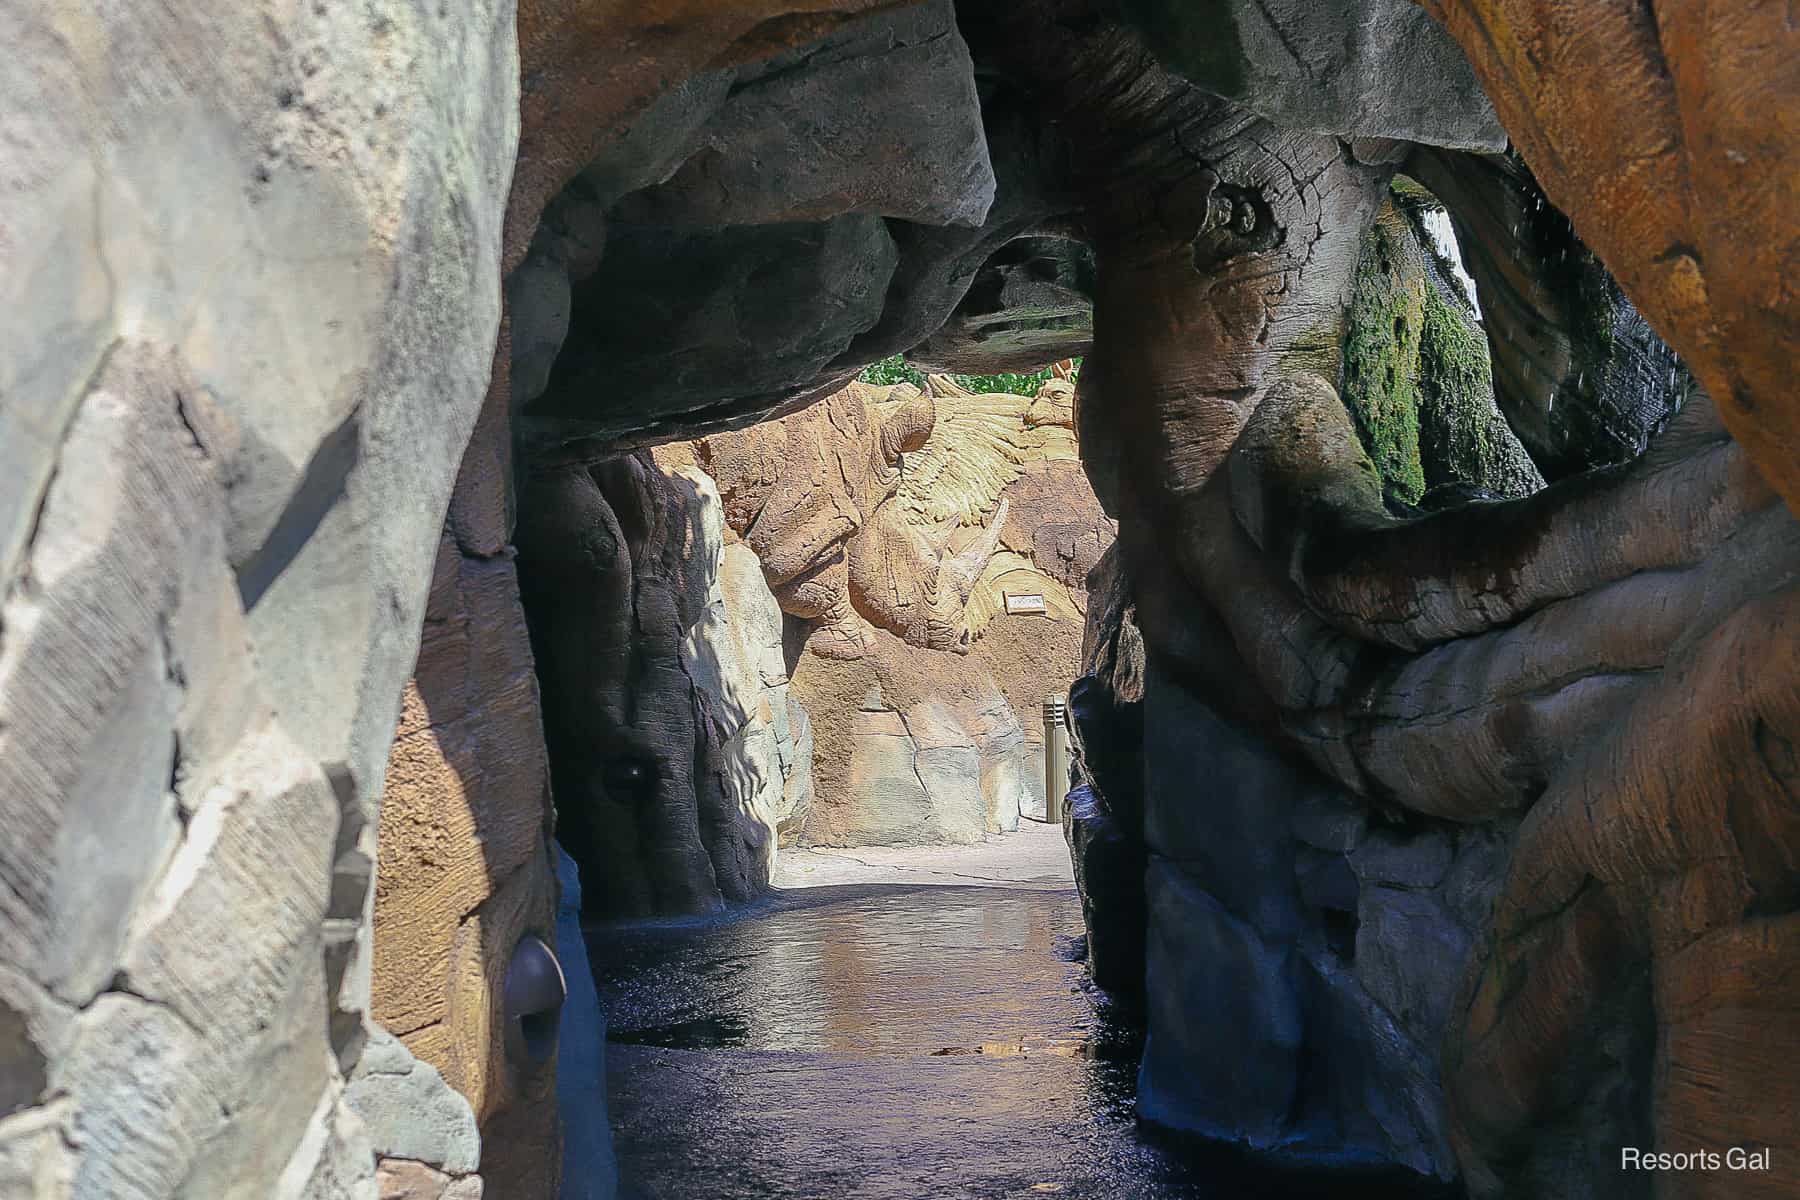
[585,827,1449,1200]
[11,1,1800,1198]
[590,840,1142,1199]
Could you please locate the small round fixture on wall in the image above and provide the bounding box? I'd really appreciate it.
[504,934,567,1067]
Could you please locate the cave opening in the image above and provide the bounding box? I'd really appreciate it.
[363,2,1783,1198]
[16,2,1800,1200]
[482,2,1724,1194]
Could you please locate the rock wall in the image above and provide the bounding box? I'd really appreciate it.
[516,454,810,918]
[520,368,1108,881]
[785,630,1034,847]
[687,371,1113,847]
[8,1,1800,1197]
[1332,190,1543,506]
[1417,0,1800,515]
[371,381,562,1199]
[1063,544,1147,1002]
[0,0,518,1195]
[989,5,1798,1192]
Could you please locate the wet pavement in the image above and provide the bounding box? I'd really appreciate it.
[587,844,1441,1200]
[589,881,1200,1200]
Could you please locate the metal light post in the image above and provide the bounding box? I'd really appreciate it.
[1043,694,1070,824]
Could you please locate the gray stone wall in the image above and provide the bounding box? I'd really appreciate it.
[0,2,518,1194]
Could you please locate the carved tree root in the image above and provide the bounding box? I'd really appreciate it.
[1447,584,1800,1198]
[1200,376,1800,822]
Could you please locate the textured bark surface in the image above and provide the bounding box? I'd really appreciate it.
[1415,0,1800,515]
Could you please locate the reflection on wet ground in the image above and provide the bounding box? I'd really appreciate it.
[587,882,1439,1200]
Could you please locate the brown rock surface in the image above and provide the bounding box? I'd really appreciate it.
[377,1157,484,1200]
[374,376,562,1199]
[1415,0,1800,513]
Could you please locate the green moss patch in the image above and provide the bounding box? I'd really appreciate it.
[1340,210,1428,504]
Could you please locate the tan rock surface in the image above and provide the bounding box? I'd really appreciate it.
[690,371,1111,842]
[374,394,562,1198]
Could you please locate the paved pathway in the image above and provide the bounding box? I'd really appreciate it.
[586,826,1439,1200]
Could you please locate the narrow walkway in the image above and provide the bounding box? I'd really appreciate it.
[772,818,1077,891]
[590,827,1418,1200]
[585,826,1336,1199]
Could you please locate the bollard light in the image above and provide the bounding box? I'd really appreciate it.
[1043,695,1071,824]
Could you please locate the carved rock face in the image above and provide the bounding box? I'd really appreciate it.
[11,1,1800,1198]
[514,455,809,919]
[0,1,518,1194]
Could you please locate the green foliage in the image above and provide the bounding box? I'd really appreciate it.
[1339,194,1545,505]
[1387,173,1442,215]
[855,354,1080,397]
[856,354,926,388]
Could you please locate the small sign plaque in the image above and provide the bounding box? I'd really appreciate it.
[1003,592,1048,616]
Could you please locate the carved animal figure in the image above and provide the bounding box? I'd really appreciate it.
[701,373,1074,658]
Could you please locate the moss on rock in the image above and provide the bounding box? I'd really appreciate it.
[1417,287,1541,499]
[1341,205,1429,505]
[1339,197,1543,507]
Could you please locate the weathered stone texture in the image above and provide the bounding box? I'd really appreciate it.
[686,372,1111,847]
[507,0,917,272]
[12,1,1800,1197]
[517,456,808,916]
[374,1159,484,1200]
[787,633,1034,847]
[0,0,517,1192]
[509,0,1022,447]
[1120,0,1505,150]
[611,1,994,230]
[1417,0,1800,515]
[347,1030,482,1179]
[373,528,561,1196]
[370,348,569,1200]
